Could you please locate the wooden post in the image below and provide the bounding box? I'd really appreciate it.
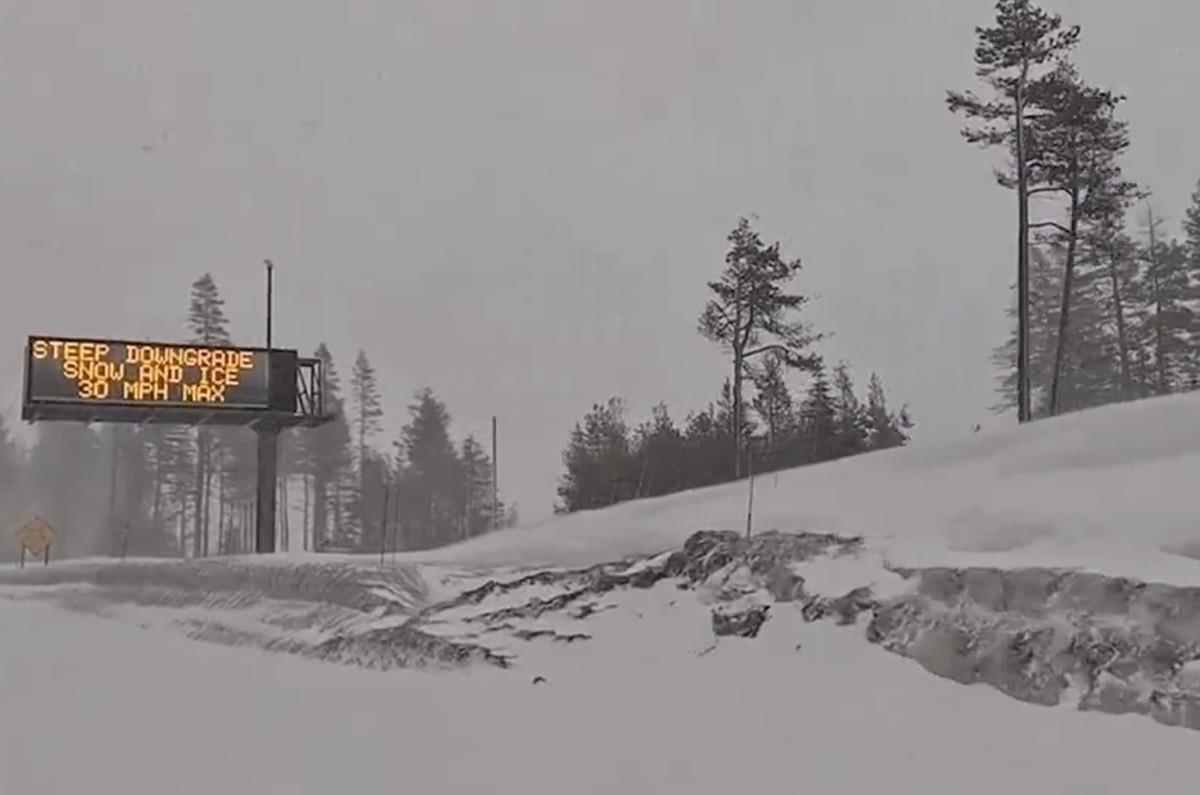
[745,438,756,540]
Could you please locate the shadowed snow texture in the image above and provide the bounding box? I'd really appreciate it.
[8,529,1199,733]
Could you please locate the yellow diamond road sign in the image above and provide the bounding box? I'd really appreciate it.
[17,517,55,555]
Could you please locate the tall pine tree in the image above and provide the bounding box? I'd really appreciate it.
[948,0,1080,422]
[397,388,461,549]
[349,349,384,540]
[186,273,231,557]
[699,217,822,477]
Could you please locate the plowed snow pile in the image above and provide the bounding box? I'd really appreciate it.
[5,393,1200,793]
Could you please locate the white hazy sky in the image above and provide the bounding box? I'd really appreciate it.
[1,0,1197,519]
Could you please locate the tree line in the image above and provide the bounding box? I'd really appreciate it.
[0,274,515,560]
[556,216,912,513]
[951,0,1200,418]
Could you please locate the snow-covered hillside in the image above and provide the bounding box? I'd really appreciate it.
[4,394,1200,794]
[423,391,1200,584]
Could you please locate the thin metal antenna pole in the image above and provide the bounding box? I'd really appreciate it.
[264,259,274,349]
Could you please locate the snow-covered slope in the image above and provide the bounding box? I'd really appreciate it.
[4,591,1200,795]
[420,391,1200,585]
[5,394,1200,794]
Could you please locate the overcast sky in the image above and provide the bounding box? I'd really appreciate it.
[1,0,1197,520]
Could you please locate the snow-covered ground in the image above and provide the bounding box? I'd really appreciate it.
[5,394,1200,794]
[4,595,1199,795]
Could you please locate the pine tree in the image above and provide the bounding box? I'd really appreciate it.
[948,0,1080,422]
[300,344,353,549]
[866,373,912,450]
[1136,207,1193,393]
[186,273,232,557]
[555,398,636,512]
[675,405,716,489]
[699,216,822,478]
[1186,179,1200,273]
[349,349,384,540]
[457,435,497,538]
[1021,61,1133,415]
[355,448,392,553]
[27,423,107,558]
[830,362,869,459]
[398,388,461,548]
[0,414,24,535]
[1182,182,1200,386]
[628,403,686,498]
[750,353,794,456]
[502,503,520,529]
[797,366,836,463]
[994,246,1063,416]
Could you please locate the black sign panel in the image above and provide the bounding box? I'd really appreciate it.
[25,336,283,411]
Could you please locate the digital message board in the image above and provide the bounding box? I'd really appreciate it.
[23,337,297,420]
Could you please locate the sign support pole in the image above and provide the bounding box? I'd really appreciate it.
[255,420,279,554]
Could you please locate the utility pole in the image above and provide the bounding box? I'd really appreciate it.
[255,259,279,554]
[492,415,498,532]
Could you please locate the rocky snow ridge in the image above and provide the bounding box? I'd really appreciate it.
[320,530,1200,732]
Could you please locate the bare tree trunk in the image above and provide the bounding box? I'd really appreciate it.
[1050,173,1082,417]
[1102,241,1133,398]
[201,463,213,557]
[731,278,744,479]
[1146,205,1167,392]
[1015,58,1032,423]
[179,506,187,558]
[192,432,205,558]
[302,473,311,551]
[216,466,227,555]
[151,458,163,540]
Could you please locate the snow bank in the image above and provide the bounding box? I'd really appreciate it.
[3,596,1197,795]
[410,392,1200,585]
